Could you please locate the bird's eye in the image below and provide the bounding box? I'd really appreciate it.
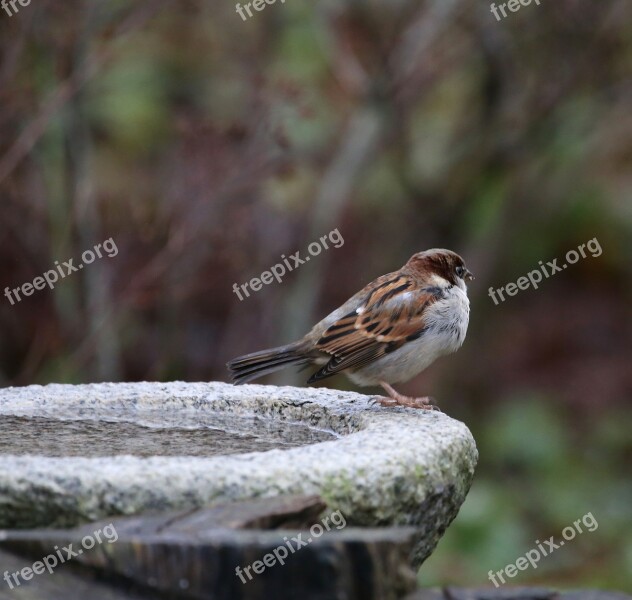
[456,266,465,278]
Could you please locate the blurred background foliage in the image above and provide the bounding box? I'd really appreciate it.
[0,0,630,591]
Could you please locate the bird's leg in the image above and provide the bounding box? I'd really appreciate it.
[377,381,439,411]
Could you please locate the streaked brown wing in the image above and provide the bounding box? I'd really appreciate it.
[307,274,443,383]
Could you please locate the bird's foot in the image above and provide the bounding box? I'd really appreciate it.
[374,395,439,410]
[377,381,441,411]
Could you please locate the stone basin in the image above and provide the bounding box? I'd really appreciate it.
[0,414,336,458]
[0,381,478,565]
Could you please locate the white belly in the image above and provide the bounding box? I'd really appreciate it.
[348,286,470,386]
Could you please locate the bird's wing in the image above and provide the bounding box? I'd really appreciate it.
[308,274,444,383]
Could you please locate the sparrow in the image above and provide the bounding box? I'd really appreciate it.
[227,249,473,410]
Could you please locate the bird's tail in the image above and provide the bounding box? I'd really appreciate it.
[227,341,310,384]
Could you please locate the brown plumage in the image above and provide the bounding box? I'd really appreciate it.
[227,249,473,409]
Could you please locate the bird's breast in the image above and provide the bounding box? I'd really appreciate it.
[348,286,470,386]
[425,286,470,352]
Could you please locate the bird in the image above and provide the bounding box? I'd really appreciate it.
[227,248,473,410]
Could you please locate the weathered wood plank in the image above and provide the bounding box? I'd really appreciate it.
[0,549,151,600]
[0,496,418,599]
[72,494,328,538]
[406,589,632,600]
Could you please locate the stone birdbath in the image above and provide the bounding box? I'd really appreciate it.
[0,381,478,597]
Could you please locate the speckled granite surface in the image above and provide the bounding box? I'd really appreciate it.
[0,381,478,565]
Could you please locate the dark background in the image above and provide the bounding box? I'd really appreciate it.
[0,0,630,590]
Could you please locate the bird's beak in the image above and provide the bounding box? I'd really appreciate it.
[465,269,475,281]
